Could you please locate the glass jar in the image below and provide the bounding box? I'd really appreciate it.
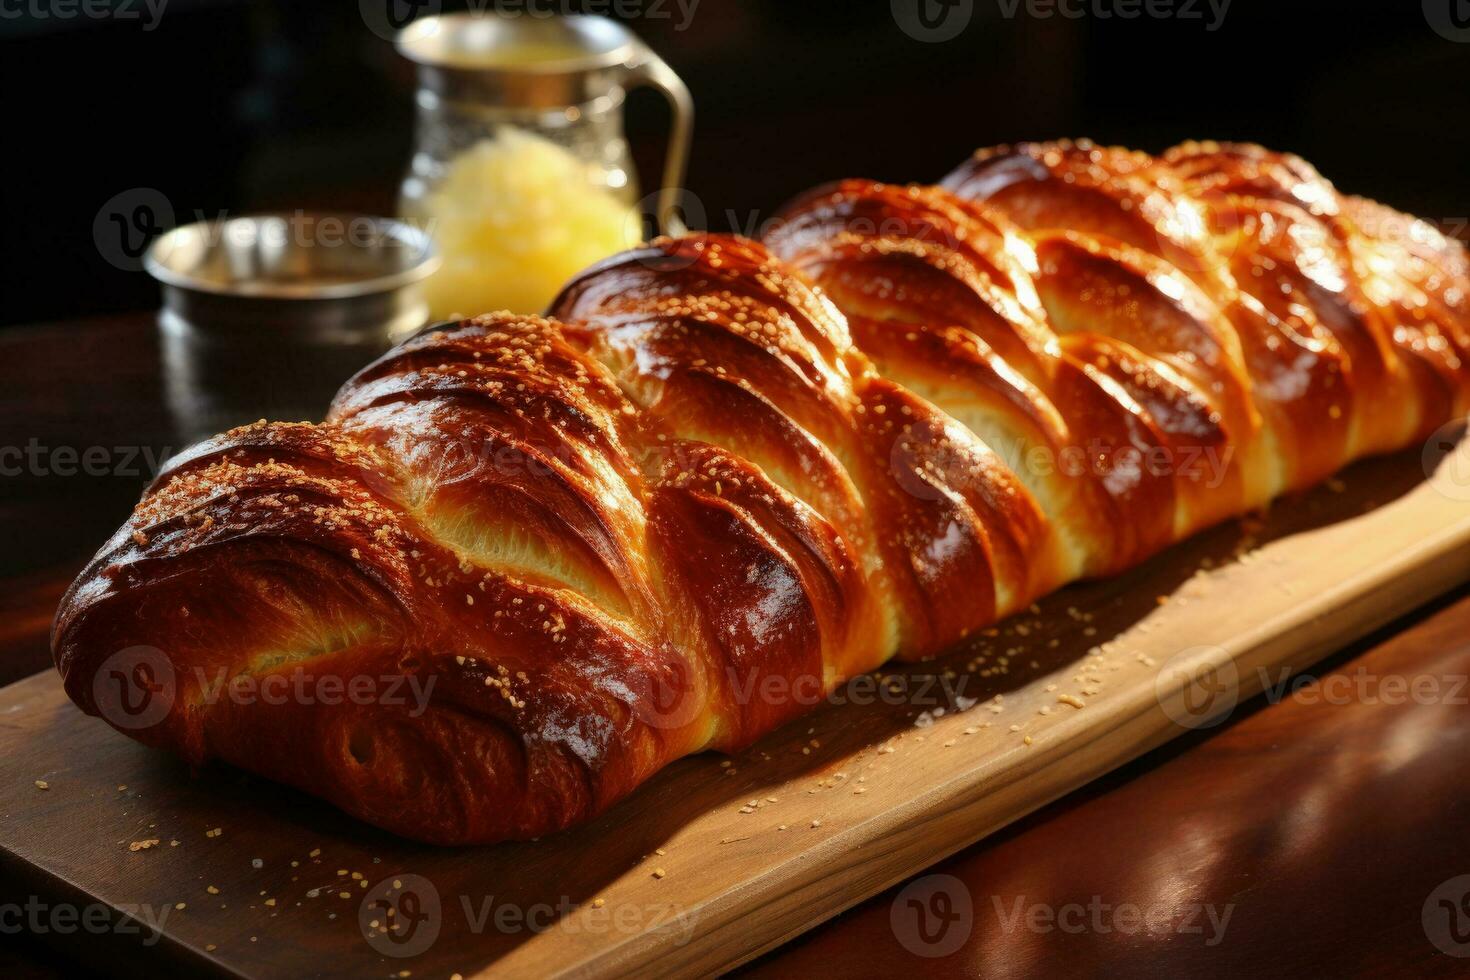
[395,13,692,318]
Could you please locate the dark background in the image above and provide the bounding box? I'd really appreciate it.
[0,0,1466,329]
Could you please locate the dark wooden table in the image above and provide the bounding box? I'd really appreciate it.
[4,315,1470,978]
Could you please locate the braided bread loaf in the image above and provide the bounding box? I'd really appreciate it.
[53,141,1470,843]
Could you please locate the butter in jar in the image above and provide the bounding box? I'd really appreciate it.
[415,127,639,319]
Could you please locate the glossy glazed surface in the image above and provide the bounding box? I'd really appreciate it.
[51,141,1470,843]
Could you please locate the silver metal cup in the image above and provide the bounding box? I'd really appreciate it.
[146,213,438,442]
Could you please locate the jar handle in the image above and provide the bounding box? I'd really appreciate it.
[625,45,694,237]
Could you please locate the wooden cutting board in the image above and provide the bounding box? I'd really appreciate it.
[5,432,1470,979]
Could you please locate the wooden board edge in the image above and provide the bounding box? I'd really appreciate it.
[517,519,1470,979]
[0,840,247,980]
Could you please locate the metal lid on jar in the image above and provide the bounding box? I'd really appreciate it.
[395,13,648,109]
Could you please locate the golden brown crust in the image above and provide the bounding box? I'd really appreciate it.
[53,142,1470,843]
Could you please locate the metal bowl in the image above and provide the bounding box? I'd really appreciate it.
[147,212,437,297]
[145,213,439,440]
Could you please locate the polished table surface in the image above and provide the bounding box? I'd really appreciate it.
[3,316,1469,978]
